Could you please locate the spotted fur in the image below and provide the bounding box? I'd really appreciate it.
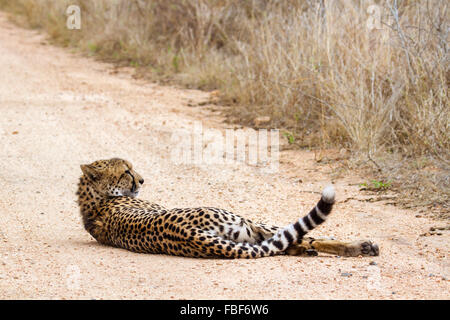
[77,158,379,258]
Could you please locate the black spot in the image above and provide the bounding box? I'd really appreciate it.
[293,221,306,239]
[303,217,314,231]
[310,208,325,225]
[273,240,283,250]
[283,230,294,244]
[318,197,334,211]
[257,232,264,242]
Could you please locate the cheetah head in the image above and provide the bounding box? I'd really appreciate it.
[80,158,144,198]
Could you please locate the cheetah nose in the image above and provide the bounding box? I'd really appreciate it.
[139,179,144,185]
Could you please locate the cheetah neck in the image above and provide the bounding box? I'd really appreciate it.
[76,176,106,213]
[76,176,109,243]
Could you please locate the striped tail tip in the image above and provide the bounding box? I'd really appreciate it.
[321,185,335,204]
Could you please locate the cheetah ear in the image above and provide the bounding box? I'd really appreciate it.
[80,164,102,182]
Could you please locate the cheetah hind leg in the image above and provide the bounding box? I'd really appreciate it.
[307,238,379,257]
[285,245,319,257]
[250,223,379,257]
[287,237,379,257]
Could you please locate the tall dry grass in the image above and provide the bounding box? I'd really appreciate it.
[0,0,448,210]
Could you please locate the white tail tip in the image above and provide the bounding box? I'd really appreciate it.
[321,185,335,203]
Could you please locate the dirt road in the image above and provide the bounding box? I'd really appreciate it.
[0,12,448,299]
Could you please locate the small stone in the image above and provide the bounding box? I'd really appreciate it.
[341,272,352,277]
[369,261,377,266]
[138,277,146,283]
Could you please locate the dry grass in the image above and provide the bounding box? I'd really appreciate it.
[0,0,448,211]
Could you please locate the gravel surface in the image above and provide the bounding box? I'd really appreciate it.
[0,12,448,299]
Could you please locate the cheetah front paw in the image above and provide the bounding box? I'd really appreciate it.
[345,240,379,257]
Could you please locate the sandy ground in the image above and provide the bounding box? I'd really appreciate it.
[0,12,448,300]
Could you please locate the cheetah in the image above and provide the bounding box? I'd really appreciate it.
[76,158,379,258]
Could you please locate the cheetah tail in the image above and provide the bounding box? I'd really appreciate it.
[259,185,335,255]
[205,186,335,258]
